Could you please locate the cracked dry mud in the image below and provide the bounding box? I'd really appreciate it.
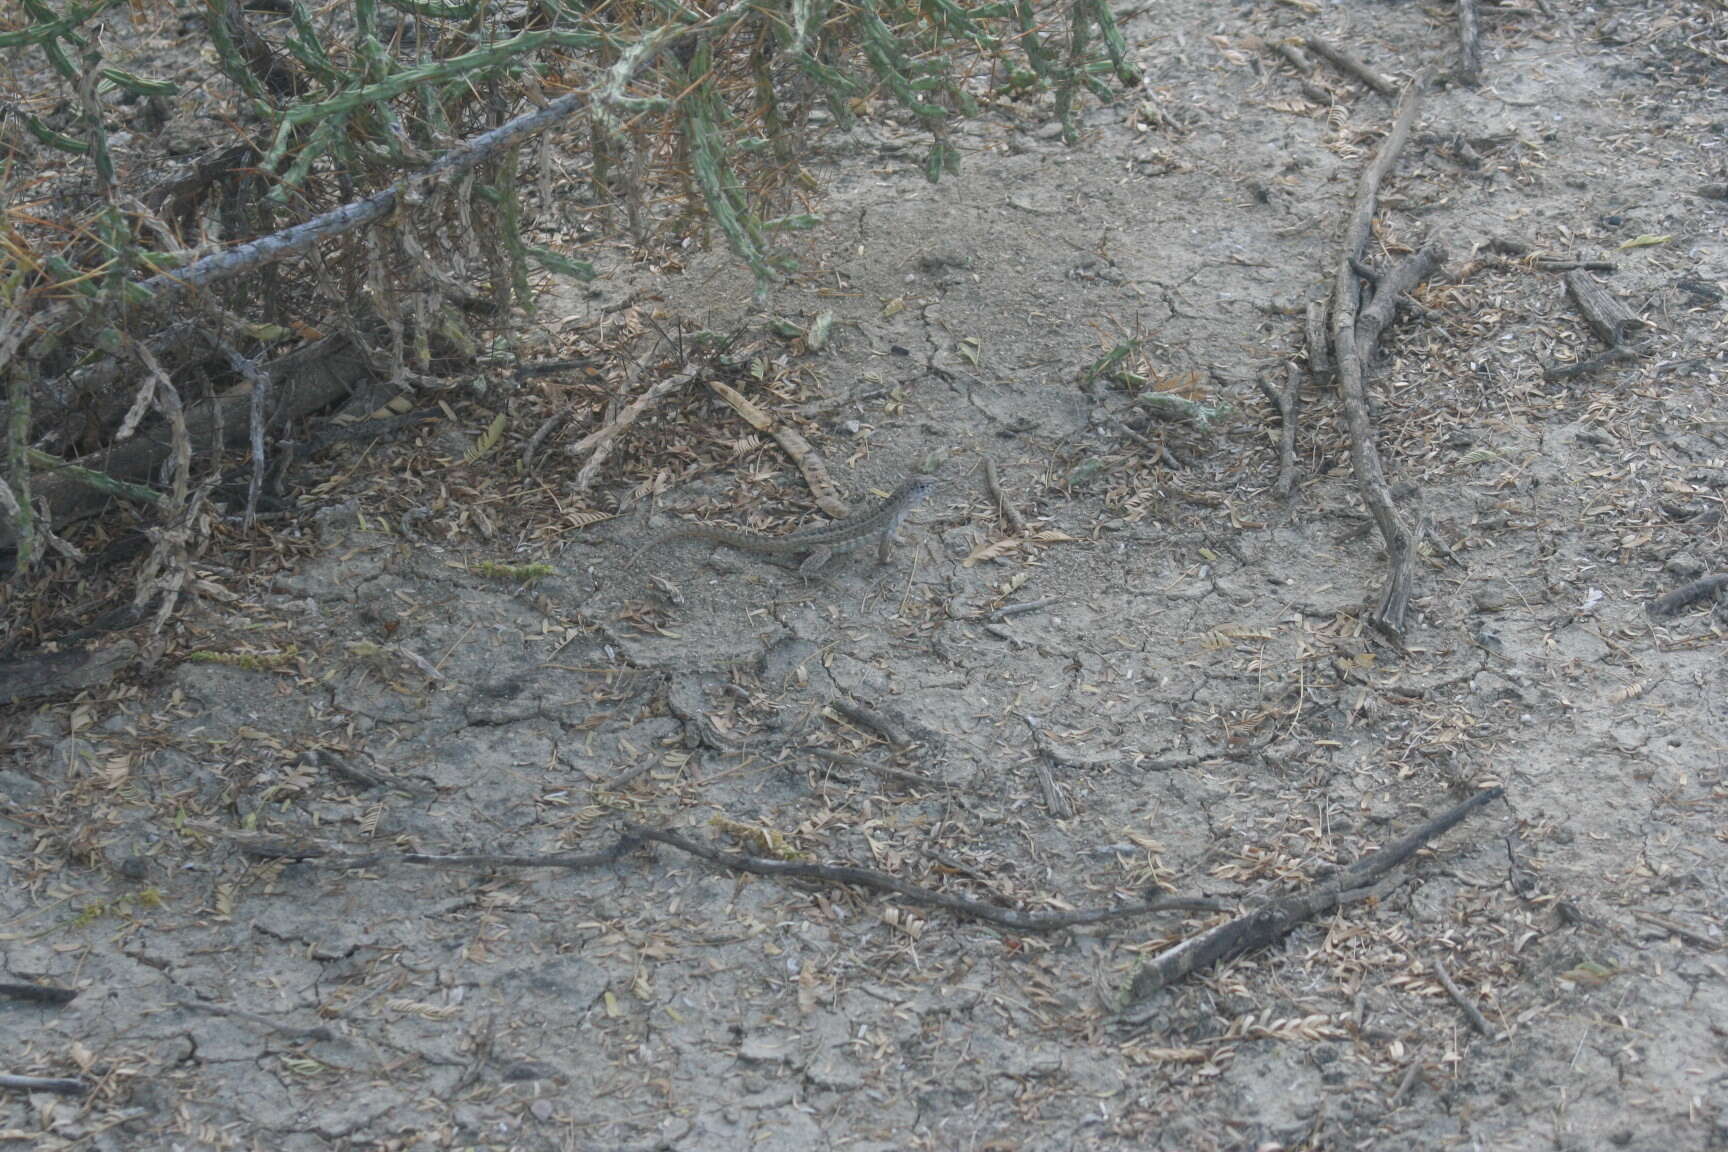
[5,1,1728,1150]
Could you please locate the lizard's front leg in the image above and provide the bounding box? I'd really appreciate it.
[798,546,835,575]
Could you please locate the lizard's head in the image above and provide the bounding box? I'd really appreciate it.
[904,474,938,505]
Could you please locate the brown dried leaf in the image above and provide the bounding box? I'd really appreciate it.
[963,537,1022,567]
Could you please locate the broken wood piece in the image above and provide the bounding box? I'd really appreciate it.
[1273,41,1313,75]
[1305,300,1333,387]
[0,1073,86,1095]
[1562,269,1644,348]
[0,640,138,706]
[1304,36,1399,98]
[991,596,1062,620]
[1456,0,1483,85]
[1647,571,1728,617]
[0,982,78,1006]
[831,698,912,749]
[1542,342,1646,382]
[1126,786,1502,1001]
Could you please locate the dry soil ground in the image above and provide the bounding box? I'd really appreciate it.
[4,1,1728,1150]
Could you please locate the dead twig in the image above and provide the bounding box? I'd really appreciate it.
[1389,1061,1423,1106]
[991,596,1063,620]
[1533,258,1615,273]
[566,368,698,493]
[232,826,1220,931]
[1304,36,1399,98]
[831,699,912,750]
[1257,361,1301,499]
[230,832,635,873]
[1631,909,1723,951]
[1354,244,1447,363]
[1432,957,1495,1036]
[983,457,1027,534]
[1328,74,1431,640]
[0,1073,86,1095]
[805,747,976,795]
[627,825,1221,932]
[1125,787,1503,1001]
[1541,341,1646,383]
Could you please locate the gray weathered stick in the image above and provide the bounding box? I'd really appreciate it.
[1355,243,1447,363]
[0,1073,86,1095]
[1126,786,1503,1001]
[1433,957,1495,1036]
[1305,36,1399,98]
[1256,363,1301,499]
[1456,0,1483,85]
[1305,300,1333,387]
[1329,75,1430,639]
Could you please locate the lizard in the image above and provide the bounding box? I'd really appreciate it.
[627,472,937,576]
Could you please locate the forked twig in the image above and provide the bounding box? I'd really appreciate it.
[1328,74,1432,640]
